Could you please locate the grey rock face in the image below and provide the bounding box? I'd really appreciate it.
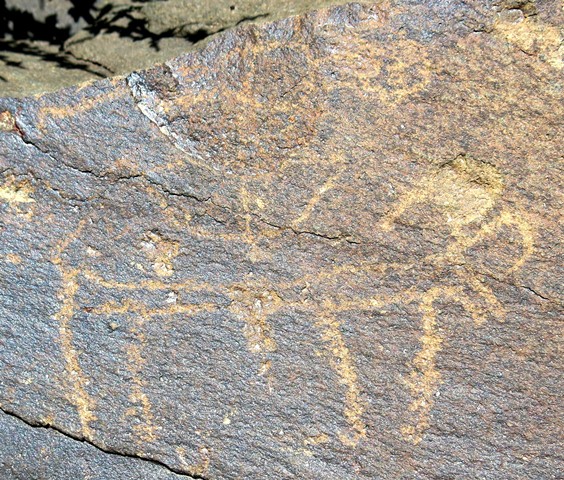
[0,1,562,478]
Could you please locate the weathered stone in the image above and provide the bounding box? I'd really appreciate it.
[0,1,562,479]
[0,409,181,479]
[0,0,353,97]
[63,0,355,77]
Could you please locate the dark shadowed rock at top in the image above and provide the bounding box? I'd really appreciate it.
[0,0,354,97]
[0,1,562,479]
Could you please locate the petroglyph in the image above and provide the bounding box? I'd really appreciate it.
[240,186,269,262]
[493,9,563,69]
[228,285,279,356]
[18,11,539,452]
[0,111,17,132]
[52,217,371,448]
[51,220,98,441]
[244,153,534,446]
[0,177,36,206]
[329,33,433,103]
[1,2,561,478]
[43,149,536,453]
[381,156,505,235]
[316,311,366,447]
[377,157,534,444]
[291,164,347,228]
[104,300,159,446]
[140,231,179,277]
[400,286,483,445]
[36,84,125,132]
[74,275,220,442]
[2,253,22,264]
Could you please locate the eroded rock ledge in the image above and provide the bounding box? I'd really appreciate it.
[0,1,562,479]
[0,0,354,97]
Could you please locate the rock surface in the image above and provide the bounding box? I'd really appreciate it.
[0,1,563,479]
[0,0,352,97]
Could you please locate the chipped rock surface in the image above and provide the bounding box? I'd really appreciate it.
[0,1,563,479]
[0,0,352,97]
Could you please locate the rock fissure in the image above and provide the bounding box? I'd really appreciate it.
[471,267,560,306]
[0,405,209,480]
[1,2,562,478]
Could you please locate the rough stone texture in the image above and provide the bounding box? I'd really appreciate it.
[0,1,563,479]
[0,410,180,479]
[63,0,356,76]
[0,0,353,97]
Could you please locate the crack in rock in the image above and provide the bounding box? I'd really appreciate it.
[0,405,209,480]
